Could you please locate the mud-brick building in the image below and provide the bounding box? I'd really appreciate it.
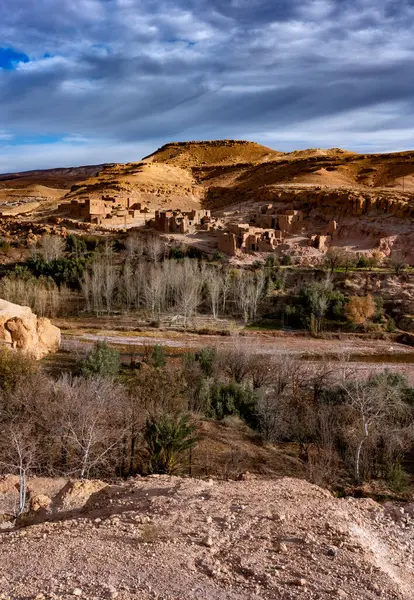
[153,209,211,233]
[218,223,282,256]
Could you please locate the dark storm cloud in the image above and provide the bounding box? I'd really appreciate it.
[1,0,414,170]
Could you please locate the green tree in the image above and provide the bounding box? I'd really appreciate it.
[197,347,217,377]
[80,340,121,378]
[151,344,167,368]
[144,413,197,474]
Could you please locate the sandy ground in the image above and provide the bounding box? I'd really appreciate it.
[0,475,413,600]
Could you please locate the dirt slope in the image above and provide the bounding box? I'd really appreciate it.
[0,475,413,599]
[65,161,202,211]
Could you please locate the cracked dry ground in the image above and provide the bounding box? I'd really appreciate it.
[0,476,413,600]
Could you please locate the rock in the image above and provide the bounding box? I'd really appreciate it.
[327,547,339,557]
[55,479,108,511]
[29,494,52,512]
[291,578,307,587]
[202,535,213,548]
[0,299,60,359]
[72,590,82,597]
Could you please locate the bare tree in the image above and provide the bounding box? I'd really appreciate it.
[0,424,37,515]
[324,247,346,273]
[205,268,223,319]
[125,233,144,262]
[175,259,202,326]
[57,375,127,479]
[37,234,66,262]
[341,372,411,482]
[236,270,266,323]
[219,339,252,384]
[144,264,166,319]
[146,235,165,263]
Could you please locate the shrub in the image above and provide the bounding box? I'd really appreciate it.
[280,254,292,266]
[197,347,217,377]
[212,250,225,262]
[345,295,376,327]
[143,413,197,474]
[80,340,121,378]
[207,381,258,427]
[0,348,39,393]
[151,344,167,369]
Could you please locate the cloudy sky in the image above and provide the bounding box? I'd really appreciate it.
[1,0,414,172]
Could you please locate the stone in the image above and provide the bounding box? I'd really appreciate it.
[72,590,82,597]
[29,494,52,512]
[0,299,60,359]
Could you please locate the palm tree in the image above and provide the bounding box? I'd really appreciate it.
[144,413,198,474]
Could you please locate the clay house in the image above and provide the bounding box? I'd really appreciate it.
[218,223,282,256]
[253,205,304,234]
[152,209,211,234]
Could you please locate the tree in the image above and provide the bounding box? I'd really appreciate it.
[37,235,66,262]
[345,295,375,327]
[0,424,37,515]
[324,247,346,273]
[57,375,126,478]
[300,278,333,335]
[341,372,411,482]
[144,413,197,474]
[80,340,121,378]
[389,251,407,275]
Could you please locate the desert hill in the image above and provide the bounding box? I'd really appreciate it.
[0,474,413,599]
[0,164,105,208]
[2,142,414,235]
[143,139,283,168]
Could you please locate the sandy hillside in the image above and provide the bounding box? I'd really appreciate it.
[0,475,413,600]
[143,140,282,168]
[65,161,202,212]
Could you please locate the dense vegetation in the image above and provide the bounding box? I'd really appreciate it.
[0,233,407,333]
[0,340,413,510]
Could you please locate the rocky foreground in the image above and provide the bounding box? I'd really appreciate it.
[0,476,413,600]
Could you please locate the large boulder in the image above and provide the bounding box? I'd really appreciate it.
[0,299,60,359]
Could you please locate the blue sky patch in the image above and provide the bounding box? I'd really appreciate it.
[0,47,29,70]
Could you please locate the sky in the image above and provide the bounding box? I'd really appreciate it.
[1,0,414,173]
